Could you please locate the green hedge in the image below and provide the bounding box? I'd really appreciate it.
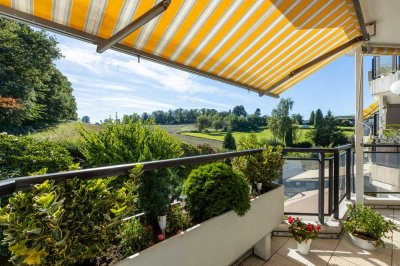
[0,135,73,180]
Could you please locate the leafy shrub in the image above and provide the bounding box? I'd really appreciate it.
[166,205,191,235]
[195,143,219,155]
[183,163,250,222]
[233,145,284,185]
[261,138,286,147]
[0,176,136,265]
[79,118,183,167]
[119,218,154,256]
[0,135,73,180]
[95,245,124,266]
[180,142,201,157]
[343,204,395,247]
[293,141,313,148]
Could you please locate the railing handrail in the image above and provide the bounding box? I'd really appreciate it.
[364,143,400,148]
[0,145,353,195]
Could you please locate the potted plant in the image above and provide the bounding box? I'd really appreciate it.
[288,216,320,255]
[343,204,395,250]
[232,134,284,193]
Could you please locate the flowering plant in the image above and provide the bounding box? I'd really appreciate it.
[288,216,320,243]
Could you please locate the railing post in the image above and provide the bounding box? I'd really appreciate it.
[346,148,352,200]
[333,151,340,219]
[328,158,333,214]
[318,152,325,224]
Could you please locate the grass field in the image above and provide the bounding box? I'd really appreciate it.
[29,122,221,148]
[30,122,102,142]
[182,127,354,143]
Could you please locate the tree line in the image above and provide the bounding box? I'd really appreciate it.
[101,105,268,132]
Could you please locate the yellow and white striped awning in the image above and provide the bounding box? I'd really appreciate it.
[363,101,379,120]
[0,0,363,97]
[368,47,400,55]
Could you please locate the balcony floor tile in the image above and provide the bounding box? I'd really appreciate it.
[240,208,397,266]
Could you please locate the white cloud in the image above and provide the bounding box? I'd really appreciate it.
[179,96,232,109]
[58,42,222,95]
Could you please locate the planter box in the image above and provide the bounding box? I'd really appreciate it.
[117,184,284,266]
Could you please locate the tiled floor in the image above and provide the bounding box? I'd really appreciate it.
[240,209,400,266]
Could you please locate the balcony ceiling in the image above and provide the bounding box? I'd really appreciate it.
[361,0,400,50]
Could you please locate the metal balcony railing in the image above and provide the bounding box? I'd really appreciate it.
[0,145,353,224]
[363,143,400,196]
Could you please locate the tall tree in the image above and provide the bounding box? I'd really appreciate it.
[291,113,303,125]
[268,98,294,142]
[312,110,347,147]
[223,129,236,150]
[254,108,261,117]
[81,116,90,123]
[232,105,247,117]
[314,109,324,127]
[309,111,315,125]
[0,18,77,132]
[196,115,211,132]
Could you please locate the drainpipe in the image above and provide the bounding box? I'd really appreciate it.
[355,45,364,205]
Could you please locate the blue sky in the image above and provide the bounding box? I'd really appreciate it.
[53,34,374,123]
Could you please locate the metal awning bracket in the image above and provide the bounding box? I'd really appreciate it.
[96,0,171,53]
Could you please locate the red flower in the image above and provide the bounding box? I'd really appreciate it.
[288,216,294,224]
[307,224,313,232]
[157,234,165,241]
[316,225,321,232]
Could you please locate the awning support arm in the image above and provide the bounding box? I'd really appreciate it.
[352,0,371,53]
[264,36,363,93]
[96,0,171,53]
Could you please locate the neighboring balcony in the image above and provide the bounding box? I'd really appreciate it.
[369,71,400,96]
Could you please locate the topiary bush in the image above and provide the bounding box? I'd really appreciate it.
[183,163,250,222]
[0,176,137,265]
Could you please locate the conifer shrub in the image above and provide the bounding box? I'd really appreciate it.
[183,163,250,222]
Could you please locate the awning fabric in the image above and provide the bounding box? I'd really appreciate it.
[0,0,362,97]
[363,101,379,120]
[368,47,400,55]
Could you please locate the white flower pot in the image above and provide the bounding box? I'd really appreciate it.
[256,183,262,192]
[158,215,167,231]
[297,239,312,255]
[348,232,376,250]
